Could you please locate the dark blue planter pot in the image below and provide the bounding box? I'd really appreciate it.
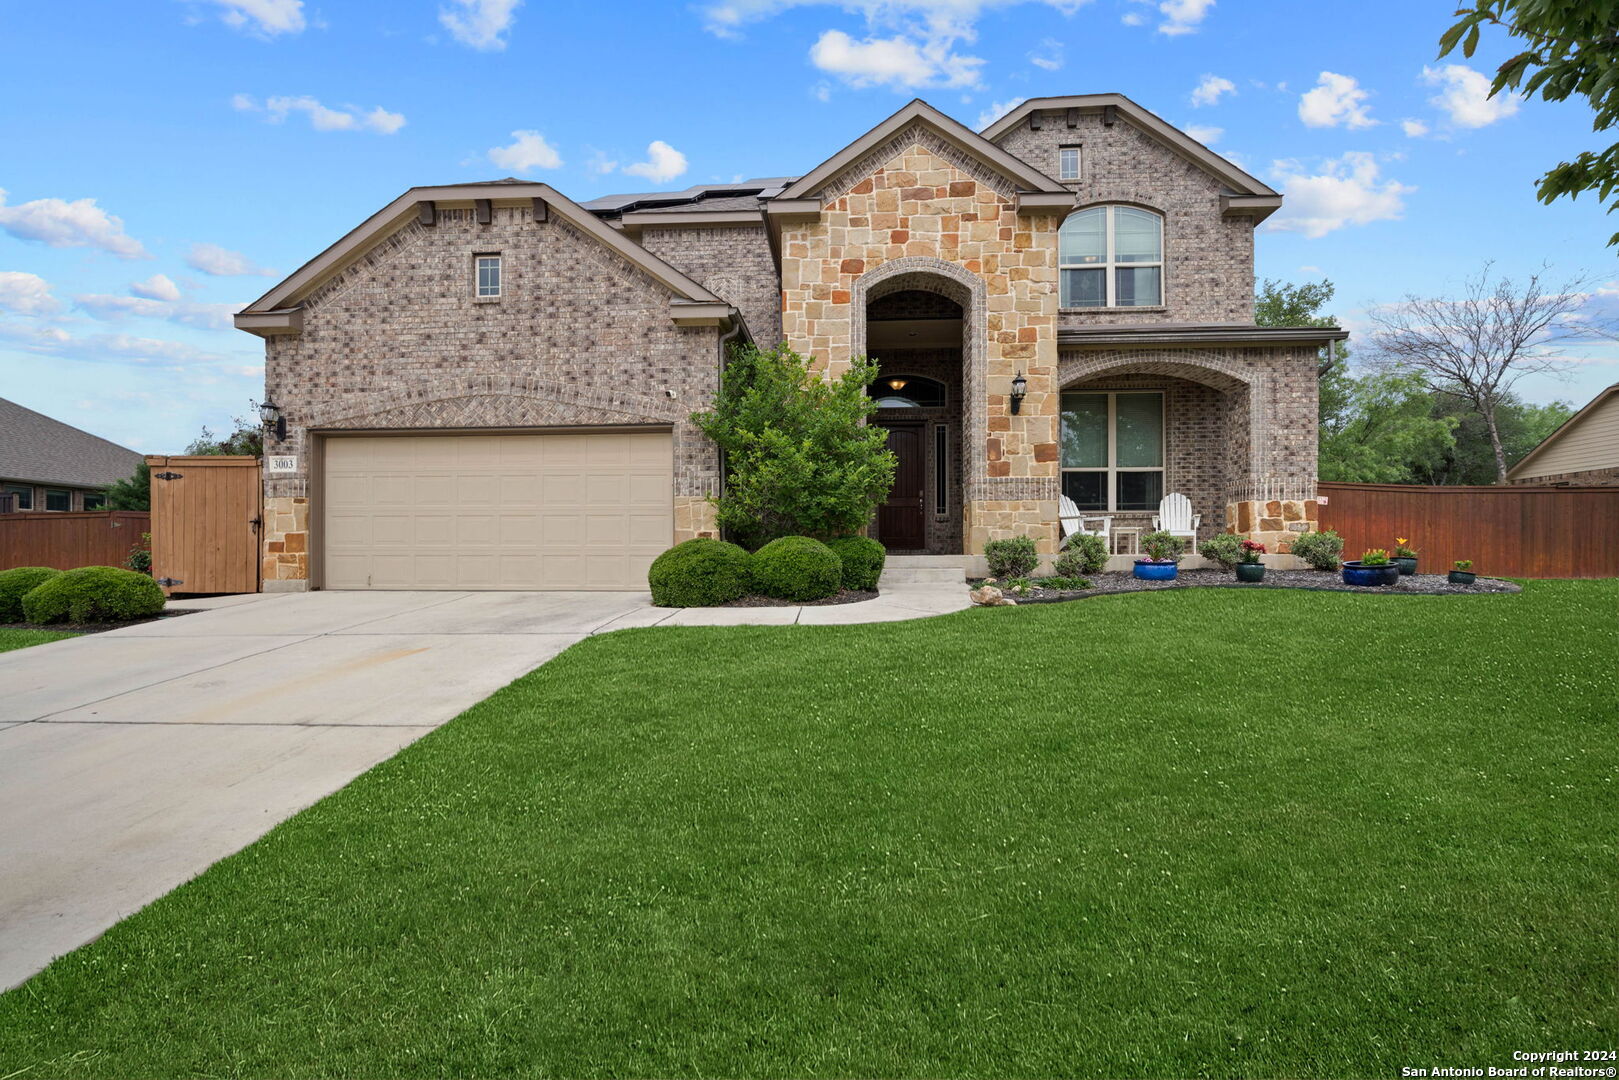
[1342,561,1400,587]
[1235,562,1266,583]
[1133,560,1178,581]
[1392,557,1418,576]
[1448,570,1476,585]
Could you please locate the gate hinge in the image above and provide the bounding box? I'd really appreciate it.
[155,577,184,587]
[153,471,184,480]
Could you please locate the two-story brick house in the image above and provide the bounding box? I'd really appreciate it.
[237,94,1345,591]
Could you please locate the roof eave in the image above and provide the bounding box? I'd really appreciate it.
[1058,325,1349,348]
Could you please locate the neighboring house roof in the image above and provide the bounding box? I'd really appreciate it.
[235,181,738,336]
[0,397,142,489]
[776,98,1070,206]
[1505,382,1619,481]
[979,94,1281,203]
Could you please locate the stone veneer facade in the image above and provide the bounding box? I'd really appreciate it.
[244,96,1329,589]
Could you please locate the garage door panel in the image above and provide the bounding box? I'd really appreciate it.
[323,431,672,590]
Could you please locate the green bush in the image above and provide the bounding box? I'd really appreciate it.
[825,536,885,591]
[1292,529,1345,571]
[1140,530,1186,564]
[1055,532,1108,576]
[751,536,842,602]
[1197,533,1244,570]
[1042,575,1092,590]
[22,565,166,625]
[647,539,753,608]
[984,536,1038,579]
[0,566,62,622]
[1359,548,1391,566]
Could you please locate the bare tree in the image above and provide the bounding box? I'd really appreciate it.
[1368,264,1608,482]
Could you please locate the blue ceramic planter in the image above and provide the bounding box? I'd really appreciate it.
[1342,561,1400,587]
[1235,562,1266,583]
[1133,560,1178,581]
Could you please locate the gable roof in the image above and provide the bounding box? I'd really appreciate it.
[235,181,734,335]
[775,98,1070,203]
[980,94,1279,199]
[0,397,142,489]
[1505,382,1619,481]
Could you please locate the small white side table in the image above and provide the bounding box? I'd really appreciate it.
[1111,527,1141,556]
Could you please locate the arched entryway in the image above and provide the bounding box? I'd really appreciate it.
[852,259,987,555]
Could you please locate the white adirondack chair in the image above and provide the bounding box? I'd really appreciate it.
[1151,492,1201,555]
[1059,495,1112,548]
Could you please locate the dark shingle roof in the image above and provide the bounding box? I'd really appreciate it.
[583,177,796,217]
[0,397,143,489]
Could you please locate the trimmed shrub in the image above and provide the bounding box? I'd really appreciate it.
[825,536,885,591]
[752,536,842,602]
[0,566,61,622]
[21,565,165,625]
[984,536,1039,579]
[1140,530,1186,564]
[1198,532,1244,571]
[1292,529,1345,571]
[647,539,753,608]
[1055,532,1108,577]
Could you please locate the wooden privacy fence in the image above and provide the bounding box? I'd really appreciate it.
[1317,482,1619,579]
[147,455,262,595]
[0,511,151,571]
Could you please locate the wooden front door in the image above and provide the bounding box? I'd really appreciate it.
[876,421,926,550]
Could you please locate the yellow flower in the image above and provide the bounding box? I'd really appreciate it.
[1396,537,1409,546]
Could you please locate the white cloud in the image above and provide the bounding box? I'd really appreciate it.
[1400,117,1430,138]
[1267,151,1413,238]
[204,0,305,36]
[0,321,247,368]
[0,188,147,259]
[1157,0,1213,35]
[1298,71,1377,129]
[586,149,620,174]
[1029,37,1063,70]
[703,2,1087,87]
[977,97,1026,129]
[439,0,521,50]
[1190,74,1234,107]
[73,294,238,330]
[1422,64,1520,129]
[623,141,689,184]
[810,28,983,89]
[1121,10,1144,24]
[1184,124,1223,145]
[129,273,183,301]
[0,271,60,315]
[234,94,406,134]
[186,242,277,277]
[487,130,563,173]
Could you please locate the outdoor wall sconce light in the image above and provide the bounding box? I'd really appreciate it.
[257,399,287,442]
[1010,371,1027,415]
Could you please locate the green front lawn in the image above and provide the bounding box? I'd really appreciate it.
[2,582,1614,1077]
[0,627,77,652]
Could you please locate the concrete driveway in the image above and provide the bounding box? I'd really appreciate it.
[0,583,969,989]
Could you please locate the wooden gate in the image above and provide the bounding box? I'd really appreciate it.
[146,455,261,594]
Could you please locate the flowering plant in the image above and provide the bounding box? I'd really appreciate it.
[1239,539,1266,565]
[1393,537,1418,559]
[1139,529,1185,564]
[1360,548,1391,566]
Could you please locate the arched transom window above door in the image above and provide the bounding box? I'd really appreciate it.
[868,374,947,409]
[1059,206,1164,309]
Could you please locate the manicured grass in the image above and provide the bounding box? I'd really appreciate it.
[0,627,77,652]
[1,582,1614,1078]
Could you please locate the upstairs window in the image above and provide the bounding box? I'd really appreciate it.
[1059,206,1163,308]
[475,254,502,298]
[1058,145,1081,181]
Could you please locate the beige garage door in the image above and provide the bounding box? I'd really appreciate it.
[322,431,672,590]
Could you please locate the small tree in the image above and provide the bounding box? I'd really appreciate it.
[1255,277,1348,378]
[1368,263,1602,482]
[692,343,896,549]
[185,414,263,457]
[105,461,151,511]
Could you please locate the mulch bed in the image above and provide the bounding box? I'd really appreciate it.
[0,608,199,635]
[975,569,1521,604]
[721,589,880,607]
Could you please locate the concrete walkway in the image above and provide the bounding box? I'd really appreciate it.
[0,583,969,988]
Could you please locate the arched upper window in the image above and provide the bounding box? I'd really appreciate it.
[1058,206,1163,309]
[867,374,946,408]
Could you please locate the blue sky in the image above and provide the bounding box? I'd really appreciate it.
[2,0,1615,452]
